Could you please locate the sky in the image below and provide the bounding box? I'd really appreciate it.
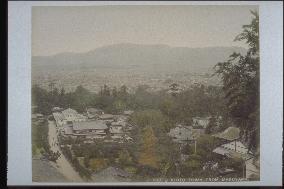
[32,5,258,56]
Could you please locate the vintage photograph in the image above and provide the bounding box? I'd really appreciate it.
[31,5,260,182]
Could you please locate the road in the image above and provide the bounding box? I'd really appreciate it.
[48,120,83,182]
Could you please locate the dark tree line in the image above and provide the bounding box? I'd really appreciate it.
[214,10,259,152]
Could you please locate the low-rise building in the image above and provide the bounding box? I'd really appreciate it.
[168,125,204,144]
[98,114,114,122]
[192,116,210,129]
[62,108,86,122]
[72,120,108,136]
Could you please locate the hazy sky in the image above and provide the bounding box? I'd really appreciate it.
[32,5,258,56]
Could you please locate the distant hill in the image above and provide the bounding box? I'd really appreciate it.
[32,43,247,73]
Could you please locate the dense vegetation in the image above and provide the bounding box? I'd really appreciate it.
[214,11,259,153]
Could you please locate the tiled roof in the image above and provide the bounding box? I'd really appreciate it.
[213,141,254,161]
[62,108,78,117]
[52,112,65,121]
[213,127,240,141]
[99,114,114,119]
[73,120,107,130]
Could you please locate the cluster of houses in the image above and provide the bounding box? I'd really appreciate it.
[167,117,260,180]
[52,107,134,144]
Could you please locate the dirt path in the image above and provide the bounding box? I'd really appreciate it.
[48,120,83,182]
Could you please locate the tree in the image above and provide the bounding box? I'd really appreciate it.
[118,149,133,166]
[205,117,217,134]
[138,126,160,169]
[130,109,173,134]
[214,10,259,152]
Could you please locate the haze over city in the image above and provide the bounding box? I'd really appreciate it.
[32,5,257,56]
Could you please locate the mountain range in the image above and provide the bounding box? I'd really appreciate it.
[32,43,247,73]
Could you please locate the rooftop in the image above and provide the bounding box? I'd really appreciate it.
[213,126,240,141]
[52,112,65,121]
[213,141,254,161]
[168,126,202,142]
[73,120,108,130]
[62,108,78,115]
[99,114,114,120]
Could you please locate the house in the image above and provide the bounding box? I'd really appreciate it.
[192,117,210,129]
[168,125,203,144]
[98,114,114,122]
[62,108,86,122]
[72,120,108,137]
[213,141,254,159]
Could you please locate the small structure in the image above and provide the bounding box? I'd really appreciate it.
[192,117,210,129]
[213,141,254,160]
[62,108,86,122]
[72,120,108,136]
[98,114,114,121]
[168,125,203,144]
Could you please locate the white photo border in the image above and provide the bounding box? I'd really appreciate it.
[8,1,283,186]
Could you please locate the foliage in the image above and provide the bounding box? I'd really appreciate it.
[88,158,109,172]
[214,10,259,151]
[138,126,160,169]
[130,109,173,134]
[118,149,133,166]
[195,134,221,163]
